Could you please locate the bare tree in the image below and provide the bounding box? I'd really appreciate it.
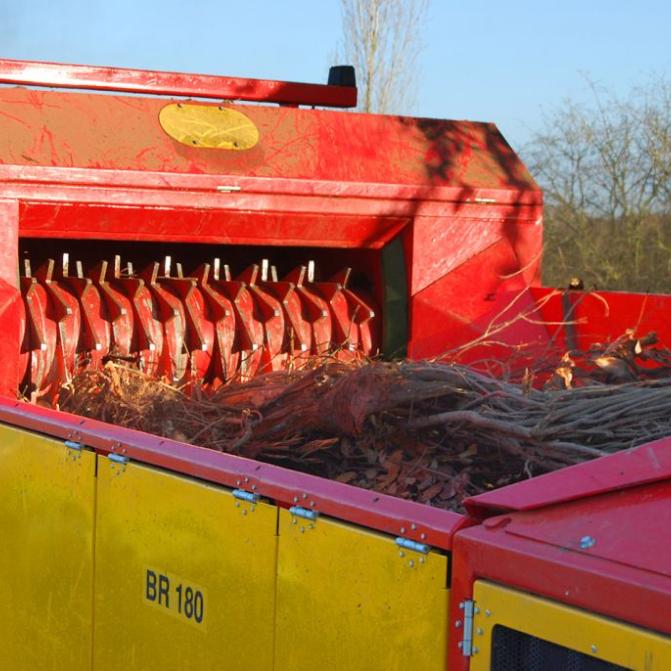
[525,77,671,292]
[336,0,429,114]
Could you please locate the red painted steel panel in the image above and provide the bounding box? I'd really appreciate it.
[0,87,539,193]
[466,436,671,516]
[0,199,21,397]
[0,58,357,108]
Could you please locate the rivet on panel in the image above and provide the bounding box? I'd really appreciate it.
[291,518,297,525]
[293,496,299,503]
[411,523,417,530]
[300,527,305,533]
[399,551,405,558]
[400,527,406,534]
[408,560,414,568]
[591,645,598,653]
[419,557,425,564]
[476,628,483,635]
[455,620,462,628]
[485,609,492,617]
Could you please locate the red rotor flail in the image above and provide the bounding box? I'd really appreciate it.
[18,254,379,400]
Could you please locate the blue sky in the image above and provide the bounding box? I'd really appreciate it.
[2,1,669,150]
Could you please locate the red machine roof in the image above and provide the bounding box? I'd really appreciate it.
[0,86,538,197]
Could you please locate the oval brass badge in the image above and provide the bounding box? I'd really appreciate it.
[159,103,259,150]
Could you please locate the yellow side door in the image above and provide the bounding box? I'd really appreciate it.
[93,456,278,671]
[274,508,449,671]
[0,424,96,671]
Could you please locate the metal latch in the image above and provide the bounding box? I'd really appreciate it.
[458,599,475,656]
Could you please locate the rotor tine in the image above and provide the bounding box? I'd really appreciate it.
[23,258,32,278]
[113,255,121,279]
[213,257,221,281]
[261,259,269,282]
[307,260,315,283]
[270,265,278,282]
[76,260,84,279]
[62,253,69,278]
[126,261,134,276]
[223,264,232,282]
[164,255,172,277]
[176,262,184,279]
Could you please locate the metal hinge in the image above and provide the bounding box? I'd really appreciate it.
[233,489,259,504]
[395,537,429,554]
[64,440,82,451]
[289,506,318,521]
[458,599,475,656]
[108,453,129,465]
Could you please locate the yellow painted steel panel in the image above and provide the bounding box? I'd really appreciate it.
[0,423,95,671]
[471,580,671,670]
[275,508,449,671]
[94,458,278,671]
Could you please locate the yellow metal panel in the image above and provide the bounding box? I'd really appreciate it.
[0,423,95,671]
[159,103,260,149]
[275,509,449,671]
[94,458,278,671]
[471,580,671,670]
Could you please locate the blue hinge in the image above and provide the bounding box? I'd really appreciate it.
[64,440,83,451]
[289,506,318,521]
[233,489,259,503]
[108,453,129,464]
[459,599,475,657]
[395,537,429,554]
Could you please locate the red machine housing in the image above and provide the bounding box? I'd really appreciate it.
[0,58,545,400]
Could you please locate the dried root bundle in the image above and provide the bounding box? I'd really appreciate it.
[58,331,671,513]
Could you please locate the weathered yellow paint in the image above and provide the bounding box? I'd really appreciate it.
[159,102,259,149]
[471,580,671,670]
[0,423,95,671]
[274,509,449,671]
[93,458,278,671]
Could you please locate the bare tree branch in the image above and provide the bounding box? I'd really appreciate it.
[336,0,429,114]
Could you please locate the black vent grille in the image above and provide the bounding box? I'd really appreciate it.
[491,625,631,671]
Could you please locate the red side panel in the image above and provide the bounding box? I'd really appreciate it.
[0,199,21,397]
